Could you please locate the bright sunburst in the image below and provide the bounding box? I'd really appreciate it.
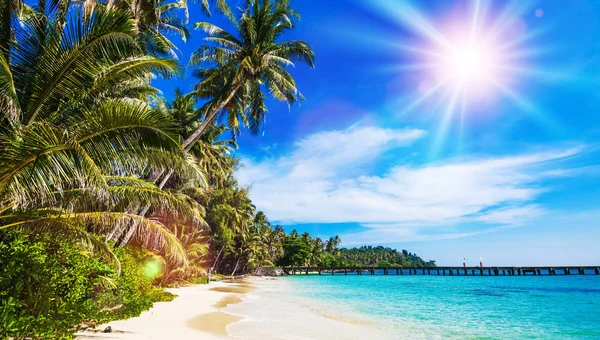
[364,0,552,155]
[437,38,500,89]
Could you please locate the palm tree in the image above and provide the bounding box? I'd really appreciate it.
[0,2,198,268]
[301,231,311,243]
[254,211,270,229]
[311,237,324,266]
[261,227,281,263]
[273,225,285,241]
[159,223,210,284]
[78,0,191,57]
[325,236,341,254]
[185,0,314,149]
[199,0,232,19]
[1,1,179,126]
[333,235,341,248]
[148,0,314,192]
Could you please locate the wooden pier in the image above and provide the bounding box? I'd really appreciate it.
[284,266,600,276]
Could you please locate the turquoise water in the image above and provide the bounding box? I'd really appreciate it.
[280,275,600,339]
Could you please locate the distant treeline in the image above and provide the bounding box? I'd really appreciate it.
[276,231,436,268]
[338,246,436,267]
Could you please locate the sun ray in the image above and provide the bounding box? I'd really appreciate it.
[488,0,534,41]
[370,0,452,49]
[430,83,464,158]
[399,77,452,116]
[457,88,469,155]
[360,0,558,153]
[469,0,483,39]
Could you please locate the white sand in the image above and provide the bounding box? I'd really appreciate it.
[76,281,246,340]
[76,277,385,340]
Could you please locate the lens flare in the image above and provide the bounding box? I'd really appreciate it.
[142,258,164,280]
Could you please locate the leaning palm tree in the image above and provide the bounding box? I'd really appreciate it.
[147,0,314,193]
[165,89,237,187]
[0,1,200,268]
[186,0,314,150]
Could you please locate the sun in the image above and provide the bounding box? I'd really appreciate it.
[360,0,549,155]
[432,34,506,98]
[446,43,496,84]
[354,0,553,157]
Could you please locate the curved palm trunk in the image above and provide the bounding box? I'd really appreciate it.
[231,257,241,276]
[182,82,242,152]
[212,244,225,270]
[114,83,241,247]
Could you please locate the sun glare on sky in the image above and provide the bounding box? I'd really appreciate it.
[366,0,550,156]
[438,39,500,89]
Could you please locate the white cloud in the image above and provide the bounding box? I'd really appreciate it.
[236,125,583,242]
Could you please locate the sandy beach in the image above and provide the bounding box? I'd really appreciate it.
[76,276,391,340]
[76,279,254,340]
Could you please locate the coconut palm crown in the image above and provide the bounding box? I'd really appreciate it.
[186,0,315,149]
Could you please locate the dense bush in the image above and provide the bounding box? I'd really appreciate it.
[318,253,346,267]
[0,230,174,339]
[277,237,312,266]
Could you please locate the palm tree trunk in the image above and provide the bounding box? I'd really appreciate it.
[231,258,241,276]
[182,83,242,152]
[212,244,225,271]
[114,84,241,248]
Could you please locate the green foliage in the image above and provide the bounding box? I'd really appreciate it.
[318,253,346,267]
[0,0,196,270]
[378,260,392,267]
[192,276,209,284]
[337,246,436,268]
[188,0,315,141]
[278,236,312,267]
[0,230,174,339]
[0,230,110,338]
[93,247,175,321]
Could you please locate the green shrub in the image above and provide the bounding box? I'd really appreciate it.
[191,276,209,284]
[94,247,175,321]
[0,230,110,338]
[0,230,175,339]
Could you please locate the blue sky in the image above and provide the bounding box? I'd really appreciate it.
[156,0,600,266]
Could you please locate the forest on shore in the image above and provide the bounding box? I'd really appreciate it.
[0,0,433,337]
[274,231,435,269]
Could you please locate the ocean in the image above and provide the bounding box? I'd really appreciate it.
[224,275,600,339]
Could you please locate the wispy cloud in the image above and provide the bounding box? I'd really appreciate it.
[236,125,584,242]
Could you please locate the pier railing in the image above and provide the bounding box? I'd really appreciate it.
[283,266,600,276]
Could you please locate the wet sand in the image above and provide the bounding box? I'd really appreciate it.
[186,287,248,337]
[214,294,242,309]
[186,312,243,337]
[210,284,255,294]
[76,280,252,339]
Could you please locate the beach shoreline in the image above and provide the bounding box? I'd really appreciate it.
[76,278,256,340]
[76,276,389,339]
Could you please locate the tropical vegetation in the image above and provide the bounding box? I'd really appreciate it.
[275,232,435,268]
[0,0,433,337]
